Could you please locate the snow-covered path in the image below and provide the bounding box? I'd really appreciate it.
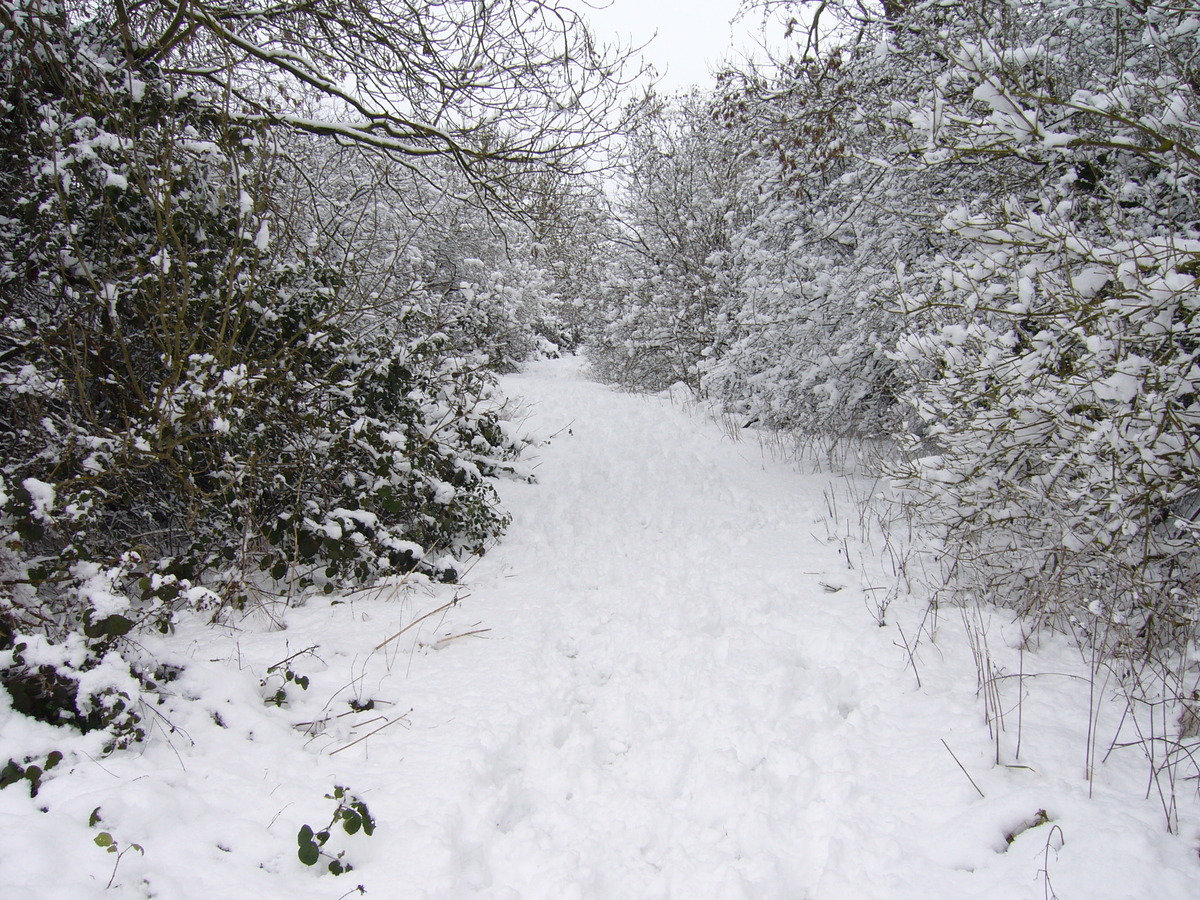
[6,355,1198,900]
[358,357,1198,898]
[423,356,882,896]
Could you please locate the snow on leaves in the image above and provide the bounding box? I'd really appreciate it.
[593,0,1200,655]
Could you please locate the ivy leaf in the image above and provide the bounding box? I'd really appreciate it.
[83,614,134,640]
[0,761,24,789]
[354,802,376,837]
[297,840,320,867]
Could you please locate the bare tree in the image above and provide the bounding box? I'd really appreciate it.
[66,0,641,212]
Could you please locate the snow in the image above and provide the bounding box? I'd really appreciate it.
[20,476,55,521]
[254,220,270,252]
[1,356,1197,898]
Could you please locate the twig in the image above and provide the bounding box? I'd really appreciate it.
[546,419,575,440]
[941,738,985,798]
[1040,824,1065,900]
[432,627,492,647]
[267,644,320,671]
[329,713,410,755]
[895,618,921,688]
[374,594,468,650]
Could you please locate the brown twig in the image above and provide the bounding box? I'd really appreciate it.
[374,593,469,650]
[329,714,410,756]
[941,738,986,799]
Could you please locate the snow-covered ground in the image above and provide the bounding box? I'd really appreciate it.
[2,355,1197,898]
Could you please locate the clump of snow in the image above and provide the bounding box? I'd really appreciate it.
[21,477,56,521]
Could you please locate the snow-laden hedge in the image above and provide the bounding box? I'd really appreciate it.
[592,0,1200,656]
[0,1,523,746]
[887,0,1200,648]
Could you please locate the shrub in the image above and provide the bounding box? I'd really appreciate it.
[0,0,521,746]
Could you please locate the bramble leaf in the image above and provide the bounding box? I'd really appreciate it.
[298,840,320,867]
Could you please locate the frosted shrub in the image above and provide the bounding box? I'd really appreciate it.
[586,94,742,392]
[894,222,1200,646]
[0,1,522,744]
[700,56,918,437]
[889,0,1200,651]
[592,0,1200,658]
[428,257,548,374]
[295,148,585,374]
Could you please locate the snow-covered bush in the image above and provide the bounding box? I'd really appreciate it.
[595,0,1199,660]
[700,55,925,436]
[416,250,551,374]
[586,93,743,392]
[888,0,1200,649]
[0,0,524,745]
[593,41,937,436]
[288,145,586,373]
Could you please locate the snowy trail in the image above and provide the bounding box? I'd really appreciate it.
[373,356,1197,899]
[441,358,865,896]
[370,357,1036,898]
[8,355,1198,900]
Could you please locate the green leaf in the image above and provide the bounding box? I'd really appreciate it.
[354,802,375,836]
[297,824,313,846]
[84,614,135,640]
[341,810,361,835]
[296,530,321,561]
[89,806,103,827]
[45,751,63,770]
[15,516,45,543]
[297,840,320,867]
[94,832,115,849]
[0,761,23,789]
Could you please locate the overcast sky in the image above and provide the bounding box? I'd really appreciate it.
[583,0,784,93]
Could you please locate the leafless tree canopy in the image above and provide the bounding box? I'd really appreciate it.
[83,0,640,203]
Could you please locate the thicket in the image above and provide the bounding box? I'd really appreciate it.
[589,0,1200,774]
[587,93,745,392]
[0,0,627,749]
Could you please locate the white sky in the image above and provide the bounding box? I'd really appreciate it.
[583,0,785,93]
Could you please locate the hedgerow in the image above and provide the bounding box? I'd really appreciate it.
[0,0,523,747]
